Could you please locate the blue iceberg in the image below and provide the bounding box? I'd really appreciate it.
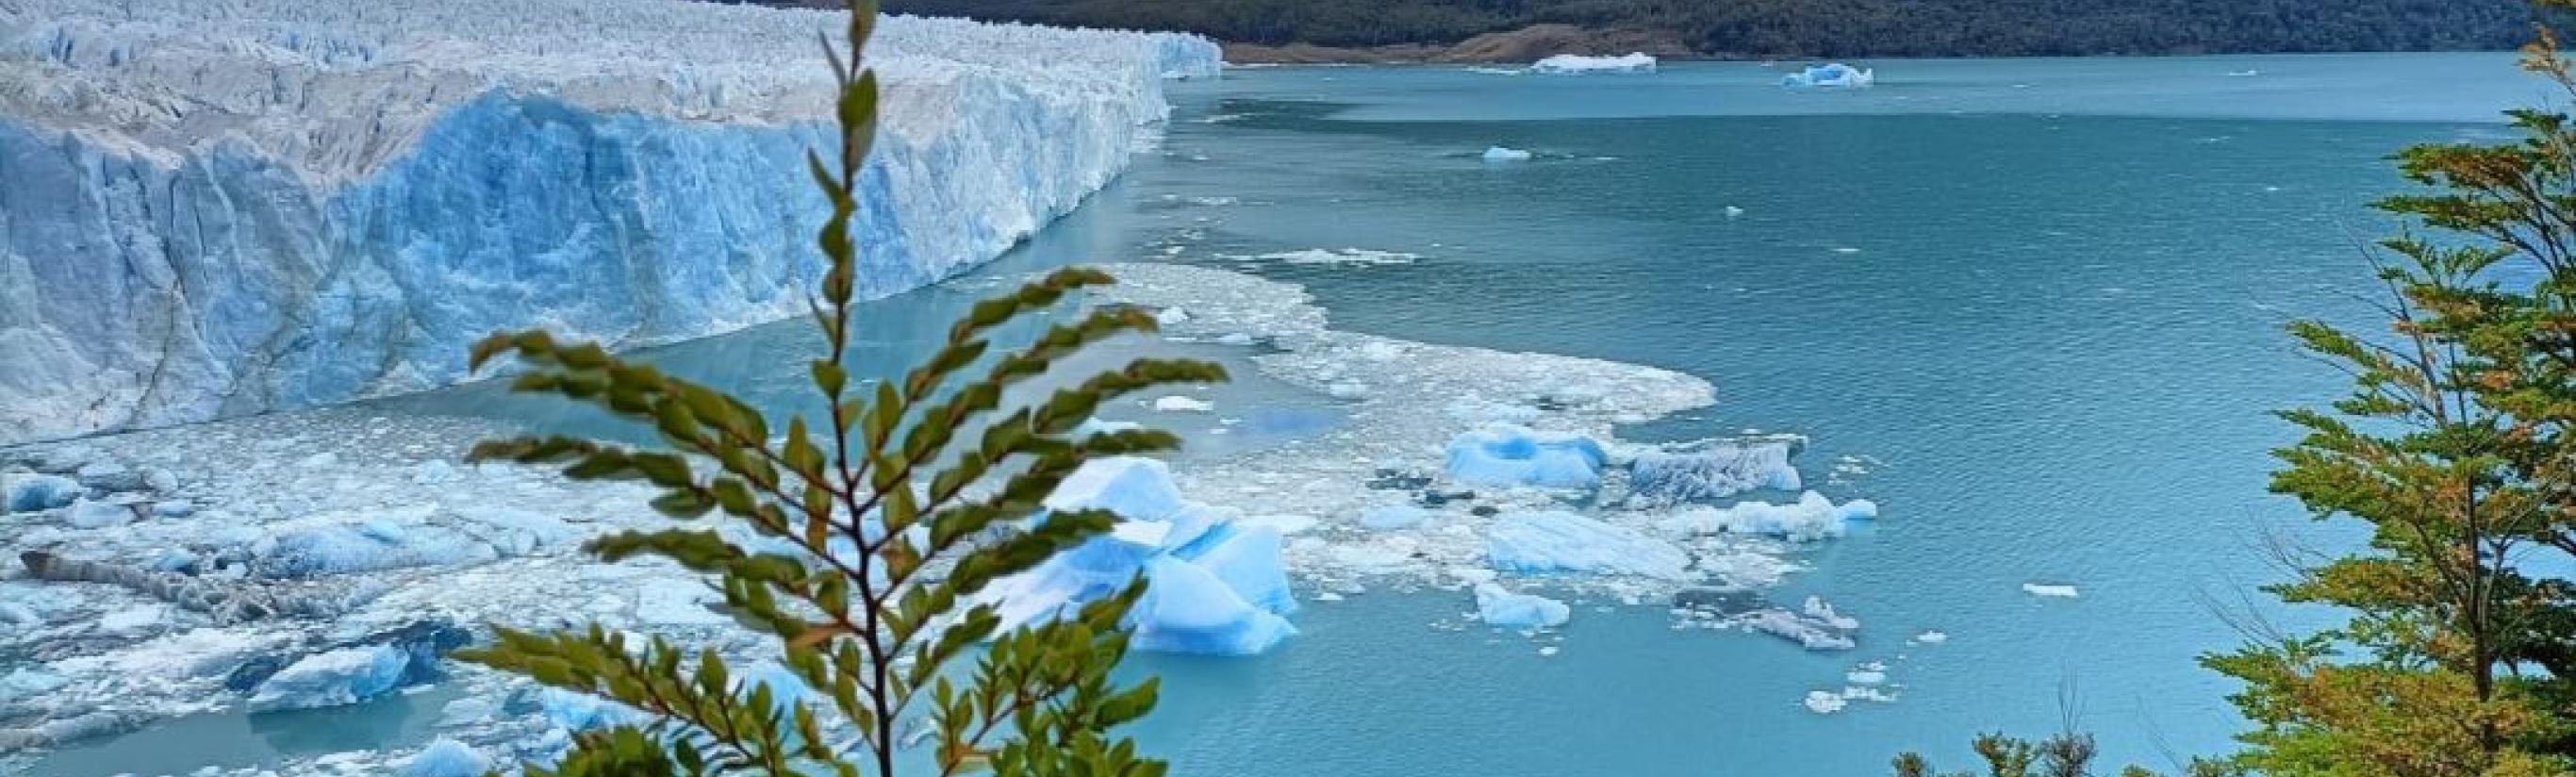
[1445,423,1610,490]
[1475,583,1572,630]
[2,473,80,513]
[404,739,492,777]
[245,645,409,712]
[1488,510,1693,580]
[1781,63,1875,89]
[981,457,1297,656]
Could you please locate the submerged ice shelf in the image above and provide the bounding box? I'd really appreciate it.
[0,0,1219,445]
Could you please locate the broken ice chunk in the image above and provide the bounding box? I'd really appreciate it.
[1474,583,1571,630]
[1445,423,1609,491]
[1487,510,1691,580]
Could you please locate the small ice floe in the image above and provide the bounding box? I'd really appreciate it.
[2227,69,2260,77]
[1475,583,1572,630]
[1910,630,1949,645]
[1653,491,1876,543]
[1152,395,1214,413]
[1723,206,1745,218]
[1832,247,1862,255]
[1804,690,1848,714]
[1465,66,1525,75]
[1846,662,1888,686]
[1481,146,1533,162]
[2022,583,2080,598]
[1805,683,1899,714]
[1781,63,1874,89]
[1154,306,1191,326]
[1529,52,1657,74]
[1214,248,1421,266]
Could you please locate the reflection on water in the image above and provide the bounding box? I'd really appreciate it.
[29,685,460,777]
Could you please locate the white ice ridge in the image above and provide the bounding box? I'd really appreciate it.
[0,0,1221,445]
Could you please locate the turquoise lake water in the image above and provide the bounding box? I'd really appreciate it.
[38,52,2559,776]
[1065,54,2549,776]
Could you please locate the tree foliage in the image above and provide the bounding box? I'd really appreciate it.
[448,0,1226,773]
[2196,14,2576,776]
[863,0,2542,56]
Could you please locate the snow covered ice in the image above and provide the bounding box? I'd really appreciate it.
[0,0,1219,445]
[1482,146,1535,161]
[1530,53,1659,74]
[1782,62,1876,88]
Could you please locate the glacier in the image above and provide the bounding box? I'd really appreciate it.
[0,0,1220,445]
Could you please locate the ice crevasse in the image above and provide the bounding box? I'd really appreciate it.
[0,0,1221,445]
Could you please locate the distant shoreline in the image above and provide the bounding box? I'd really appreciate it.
[1219,37,2520,66]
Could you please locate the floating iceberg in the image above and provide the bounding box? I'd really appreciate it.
[405,739,493,777]
[1737,599,1859,651]
[1445,423,1610,490]
[0,0,1220,445]
[979,457,1297,656]
[1481,146,1534,162]
[246,645,410,712]
[1654,491,1877,542]
[1781,63,1875,89]
[2023,583,2080,598]
[1487,510,1692,580]
[1530,53,1658,74]
[1474,583,1572,630]
[1627,440,1802,504]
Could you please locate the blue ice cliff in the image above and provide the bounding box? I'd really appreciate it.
[0,0,1220,444]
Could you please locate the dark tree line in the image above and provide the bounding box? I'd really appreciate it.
[858,0,2545,57]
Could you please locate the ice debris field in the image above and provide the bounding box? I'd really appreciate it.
[0,0,1218,446]
[0,256,1912,773]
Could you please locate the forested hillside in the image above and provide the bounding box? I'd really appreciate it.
[866,0,2542,57]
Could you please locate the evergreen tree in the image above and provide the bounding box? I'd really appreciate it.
[1900,6,2576,775]
[2198,12,2576,776]
[449,1,1225,773]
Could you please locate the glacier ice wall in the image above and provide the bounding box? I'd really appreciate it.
[0,0,1220,444]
